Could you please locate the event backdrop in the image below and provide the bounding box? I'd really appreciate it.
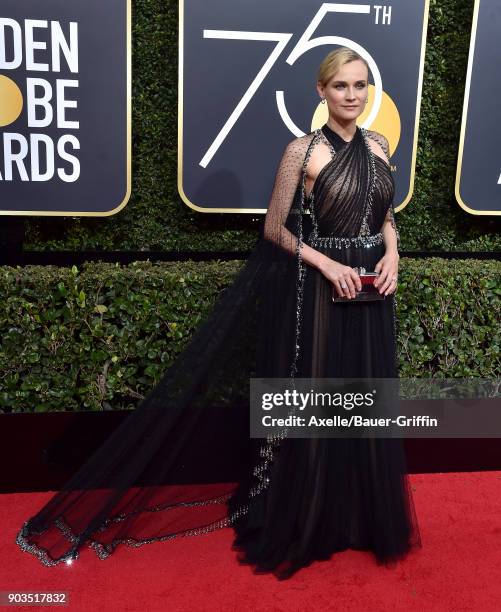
[455,0,501,215]
[0,0,131,216]
[0,1,498,252]
[179,0,429,213]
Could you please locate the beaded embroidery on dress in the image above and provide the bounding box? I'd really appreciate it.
[16,123,420,578]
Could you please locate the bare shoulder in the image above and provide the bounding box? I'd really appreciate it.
[365,129,390,160]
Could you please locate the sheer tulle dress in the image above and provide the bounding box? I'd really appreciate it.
[16,123,421,579]
[228,124,422,579]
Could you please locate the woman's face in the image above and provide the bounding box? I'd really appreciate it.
[317,59,369,122]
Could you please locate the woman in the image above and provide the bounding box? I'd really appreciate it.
[227,47,422,579]
[16,47,421,578]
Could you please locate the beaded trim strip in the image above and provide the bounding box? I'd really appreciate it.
[16,497,246,567]
[310,232,384,249]
[16,519,80,567]
[95,492,233,527]
[358,127,377,237]
[244,129,338,501]
[246,132,324,501]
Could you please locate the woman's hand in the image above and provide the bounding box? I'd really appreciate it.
[319,258,362,299]
[373,251,399,296]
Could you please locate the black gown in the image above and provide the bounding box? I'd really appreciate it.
[16,123,421,579]
[228,124,422,579]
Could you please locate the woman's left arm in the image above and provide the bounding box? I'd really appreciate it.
[374,208,399,296]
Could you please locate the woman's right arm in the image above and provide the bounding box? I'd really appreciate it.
[263,138,362,299]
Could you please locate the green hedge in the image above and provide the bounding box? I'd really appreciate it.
[1,258,499,413]
[22,0,500,253]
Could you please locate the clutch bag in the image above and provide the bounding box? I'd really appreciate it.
[332,268,385,303]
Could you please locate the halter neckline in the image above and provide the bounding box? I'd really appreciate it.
[321,123,359,148]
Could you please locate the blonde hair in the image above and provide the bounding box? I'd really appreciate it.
[317,47,369,86]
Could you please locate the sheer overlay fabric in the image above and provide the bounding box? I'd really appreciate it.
[16,124,421,579]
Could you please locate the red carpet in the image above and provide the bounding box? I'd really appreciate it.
[2,472,501,611]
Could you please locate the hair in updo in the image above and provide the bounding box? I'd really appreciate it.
[317,47,369,86]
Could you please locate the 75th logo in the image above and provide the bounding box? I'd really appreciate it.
[180,0,426,213]
[198,3,392,169]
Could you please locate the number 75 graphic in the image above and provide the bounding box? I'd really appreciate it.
[195,3,385,168]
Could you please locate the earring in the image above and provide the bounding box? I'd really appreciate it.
[365,98,369,103]
[321,98,326,104]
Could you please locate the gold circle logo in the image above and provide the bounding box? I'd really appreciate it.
[0,75,24,127]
